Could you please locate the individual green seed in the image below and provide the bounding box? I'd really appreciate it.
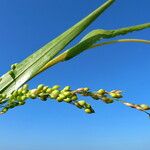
[46,88,52,94]
[50,90,60,98]
[43,86,49,92]
[71,95,78,101]
[63,86,70,91]
[21,96,27,101]
[104,98,114,104]
[140,104,150,110]
[39,93,48,101]
[116,93,122,98]
[58,94,65,99]
[2,93,7,99]
[50,93,59,99]
[9,94,14,100]
[52,85,60,90]
[39,93,45,97]
[101,97,110,103]
[30,89,38,95]
[22,84,29,90]
[12,90,18,97]
[109,93,118,98]
[78,100,86,106]
[63,98,72,103]
[1,107,9,113]
[97,89,105,95]
[83,87,89,91]
[110,93,122,98]
[63,91,71,97]
[17,88,23,94]
[11,63,17,70]
[85,104,91,109]
[22,90,28,94]
[75,102,83,109]
[84,108,93,114]
[16,96,22,101]
[91,94,99,100]
[51,90,60,96]
[56,97,64,102]
[37,84,44,91]
[18,101,25,105]
[29,94,37,99]
[25,93,30,98]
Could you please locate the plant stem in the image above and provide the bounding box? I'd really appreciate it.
[90,39,150,48]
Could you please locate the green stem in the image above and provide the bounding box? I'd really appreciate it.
[90,39,150,48]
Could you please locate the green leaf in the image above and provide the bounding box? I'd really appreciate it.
[65,23,150,60]
[0,0,115,95]
[63,23,150,60]
[38,23,150,72]
[81,23,150,41]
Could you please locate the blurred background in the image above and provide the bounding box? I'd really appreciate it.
[0,0,150,149]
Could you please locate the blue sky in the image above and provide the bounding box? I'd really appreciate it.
[0,0,150,150]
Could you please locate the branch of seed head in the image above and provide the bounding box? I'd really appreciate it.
[73,88,150,117]
[0,84,95,114]
[0,84,150,116]
[114,99,150,117]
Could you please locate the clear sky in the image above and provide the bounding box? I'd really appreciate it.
[0,0,150,150]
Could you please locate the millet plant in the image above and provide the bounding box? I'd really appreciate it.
[0,0,150,116]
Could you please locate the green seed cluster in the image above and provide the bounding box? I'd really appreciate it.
[0,84,95,114]
[0,85,150,116]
